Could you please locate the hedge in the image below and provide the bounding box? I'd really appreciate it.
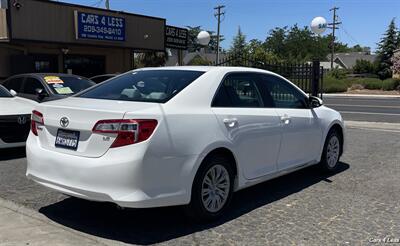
[323,76,400,93]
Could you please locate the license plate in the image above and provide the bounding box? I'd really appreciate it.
[55,129,80,150]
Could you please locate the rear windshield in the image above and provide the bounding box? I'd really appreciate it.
[0,85,12,98]
[44,76,95,95]
[79,70,205,103]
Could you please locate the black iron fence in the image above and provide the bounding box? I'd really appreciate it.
[213,54,324,98]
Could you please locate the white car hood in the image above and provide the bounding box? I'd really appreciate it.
[0,97,37,116]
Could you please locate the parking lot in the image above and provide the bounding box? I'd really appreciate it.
[0,123,399,245]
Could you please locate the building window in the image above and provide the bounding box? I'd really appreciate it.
[34,61,51,72]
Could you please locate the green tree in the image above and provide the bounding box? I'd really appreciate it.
[229,26,248,55]
[247,39,281,63]
[137,52,166,67]
[264,27,287,58]
[187,55,211,65]
[397,29,400,48]
[353,59,375,74]
[376,18,398,79]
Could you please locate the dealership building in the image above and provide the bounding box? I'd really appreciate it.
[0,0,169,80]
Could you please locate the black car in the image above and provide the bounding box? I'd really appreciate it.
[1,73,95,102]
[90,74,117,84]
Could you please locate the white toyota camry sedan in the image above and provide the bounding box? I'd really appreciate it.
[26,67,345,221]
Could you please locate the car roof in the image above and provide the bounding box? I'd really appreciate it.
[8,73,87,80]
[136,66,275,74]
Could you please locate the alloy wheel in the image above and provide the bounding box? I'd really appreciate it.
[201,164,231,213]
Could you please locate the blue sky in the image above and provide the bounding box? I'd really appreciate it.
[62,0,400,52]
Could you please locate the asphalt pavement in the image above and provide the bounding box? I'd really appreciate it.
[324,95,400,123]
[0,126,399,245]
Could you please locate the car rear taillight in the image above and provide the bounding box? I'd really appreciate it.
[92,119,158,148]
[31,110,44,136]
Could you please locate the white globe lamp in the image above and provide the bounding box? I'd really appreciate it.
[311,17,327,35]
[197,31,211,46]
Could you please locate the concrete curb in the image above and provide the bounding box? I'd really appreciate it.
[324,93,400,98]
[0,197,121,246]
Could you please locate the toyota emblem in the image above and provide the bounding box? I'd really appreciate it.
[17,116,27,125]
[60,117,69,128]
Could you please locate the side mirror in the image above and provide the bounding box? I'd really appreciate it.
[309,96,323,108]
[35,88,49,100]
[9,89,17,97]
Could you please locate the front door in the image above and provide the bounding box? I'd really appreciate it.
[211,72,282,180]
[259,74,323,171]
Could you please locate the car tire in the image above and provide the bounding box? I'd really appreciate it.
[185,154,235,222]
[320,129,341,172]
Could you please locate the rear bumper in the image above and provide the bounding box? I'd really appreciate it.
[26,133,197,208]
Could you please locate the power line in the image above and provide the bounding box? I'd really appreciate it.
[214,5,225,64]
[90,0,104,8]
[337,16,360,45]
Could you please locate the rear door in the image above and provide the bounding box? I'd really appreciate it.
[259,74,323,171]
[211,72,281,180]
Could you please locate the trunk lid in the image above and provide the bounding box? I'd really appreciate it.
[35,97,162,157]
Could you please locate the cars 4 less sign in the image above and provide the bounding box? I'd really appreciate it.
[74,11,125,41]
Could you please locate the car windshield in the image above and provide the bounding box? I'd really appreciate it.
[79,70,205,103]
[0,85,12,98]
[43,76,95,95]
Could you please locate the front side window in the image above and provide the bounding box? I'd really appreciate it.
[79,70,205,103]
[0,85,12,98]
[212,73,264,108]
[259,75,308,109]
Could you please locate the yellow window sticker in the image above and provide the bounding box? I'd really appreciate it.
[54,87,73,94]
[44,76,64,84]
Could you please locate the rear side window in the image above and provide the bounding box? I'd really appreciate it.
[79,70,205,103]
[22,78,45,95]
[0,85,12,97]
[212,73,264,108]
[3,77,24,92]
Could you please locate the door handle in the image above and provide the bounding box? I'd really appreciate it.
[280,115,291,125]
[223,118,238,128]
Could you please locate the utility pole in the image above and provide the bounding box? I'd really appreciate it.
[214,5,225,64]
[105,0,110,10]
[329,7,341,69]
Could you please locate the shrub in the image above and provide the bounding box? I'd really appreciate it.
[391,52,400,76]
[353,59,375,74]
[323,76,348,93]
[327,67,348,79]
[361,78,383,90]
[381,79,400,90]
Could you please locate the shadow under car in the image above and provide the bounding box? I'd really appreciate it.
[39,162,350,245]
